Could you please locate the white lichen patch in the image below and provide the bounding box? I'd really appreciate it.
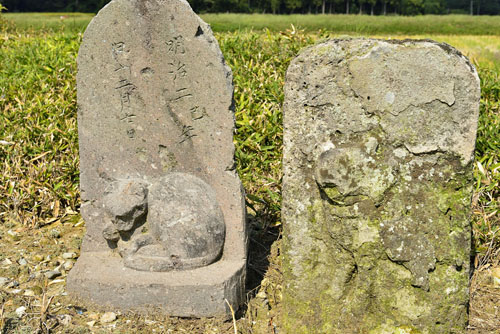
[354,221,379,247]
[393,288,432,321]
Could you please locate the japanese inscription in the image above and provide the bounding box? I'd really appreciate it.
[112,42,136,138]
[164,34,207,144]
[111,33,208,144]
[180,125,196,143]
[166,36,185,55]
[190,106,207,120]
[168,60,187,81]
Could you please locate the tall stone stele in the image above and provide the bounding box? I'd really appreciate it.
[67,0,247,318]
[282,38,480,333]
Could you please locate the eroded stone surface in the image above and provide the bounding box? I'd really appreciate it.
[103,178,148,233]
[282,38,480,333]
[68,0,246,317]
[120,173,226,272]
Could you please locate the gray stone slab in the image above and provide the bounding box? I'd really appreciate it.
[69,252,245,317]
[68,0,247,318]
[282,38,480,333]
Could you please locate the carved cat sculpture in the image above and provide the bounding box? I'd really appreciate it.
[101,172,225,271]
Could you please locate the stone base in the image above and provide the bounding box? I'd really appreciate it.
[67,252,246,318]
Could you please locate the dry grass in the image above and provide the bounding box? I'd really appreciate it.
[469,267,500,334]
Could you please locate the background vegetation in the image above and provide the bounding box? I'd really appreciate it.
[0,9,499,334]
[4,12,500,35]
[1,0,500,15]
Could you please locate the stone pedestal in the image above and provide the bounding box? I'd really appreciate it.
[69,253,245,317]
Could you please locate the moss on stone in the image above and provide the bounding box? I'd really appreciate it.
[283,38,477,333]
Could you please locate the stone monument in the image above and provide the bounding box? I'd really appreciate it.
[282,39,480,333]
[67,0,247,318]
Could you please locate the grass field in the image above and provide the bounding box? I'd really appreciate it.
[4,12,500,35]
[2,12,92,33]
[204,13,500,35]
[0,12,499,334]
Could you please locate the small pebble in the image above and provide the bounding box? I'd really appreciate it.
[59,314,72,326]
[63,260,74,270]
[100,312,117,323]
[86,320,96,327]
[15,306,26,318]
[10,288,22,294]
[23,289,35,297]
[88,312,99,320]
[62,252,77,259]
[18,258,28,266]
[0,277,9,286]
[49,229,61,238]
[1,258,12,266]
[44,270,61,279]
[7,280,19,288]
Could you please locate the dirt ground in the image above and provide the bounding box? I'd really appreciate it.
[0,212,498,333]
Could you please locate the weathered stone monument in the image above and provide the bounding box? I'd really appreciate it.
[282,39,480,333]
[67,0,247,318]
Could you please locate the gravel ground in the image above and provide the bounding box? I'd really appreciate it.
[0,212,498,333]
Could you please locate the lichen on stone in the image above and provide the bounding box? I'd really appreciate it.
[283,38,479,333]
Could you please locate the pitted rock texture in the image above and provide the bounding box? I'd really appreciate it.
[282,38,480,334]
[68,0,246,317]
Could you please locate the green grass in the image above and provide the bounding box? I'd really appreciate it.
[204,13,500,35]
[221,29,315,220]
[0,33,80,226]
[4,13,500,35]
[0,22,498,258]
[473,65,500,264]
[2,12,93,33]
